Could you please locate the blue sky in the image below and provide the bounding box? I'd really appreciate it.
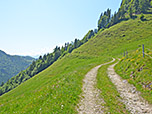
[0,0,121,56]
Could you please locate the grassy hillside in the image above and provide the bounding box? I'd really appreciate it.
[0,29,95,96]
[0,14,152,113]
[0,50,34,84]
[115,47,152,104]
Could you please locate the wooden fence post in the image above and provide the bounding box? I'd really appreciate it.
[124,51,125,57]
[142,44,144,57]
[126,49,128,58]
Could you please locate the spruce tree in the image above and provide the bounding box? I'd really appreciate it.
[0,82,4,86]
[129,7,133,18]
[139,0,150,13]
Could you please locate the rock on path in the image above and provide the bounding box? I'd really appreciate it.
[108,62,152,114]
[77,59,115,114]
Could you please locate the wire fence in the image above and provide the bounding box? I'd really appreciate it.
[123,44,152,59]
[145,53,152,59]
[145,47,152,59]
[146,48,152,52]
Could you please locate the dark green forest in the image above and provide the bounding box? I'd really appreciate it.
[98,0,152,30]
[0,50,34,84]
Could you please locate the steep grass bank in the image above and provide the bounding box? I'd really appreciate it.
[115,47,152,104]
[0,54,111,113]
[0,14,152,113]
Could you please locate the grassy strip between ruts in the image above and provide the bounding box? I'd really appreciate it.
[96,59,129,114]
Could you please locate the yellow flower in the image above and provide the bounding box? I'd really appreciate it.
[131,59,135,62]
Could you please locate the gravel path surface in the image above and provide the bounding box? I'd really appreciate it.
[77,59,115,114]
[108,62,152,114]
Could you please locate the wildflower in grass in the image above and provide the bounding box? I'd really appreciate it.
[120,57,125,61]
[61,104,64,109]
[131,59,135,62]
[127,58,130,61]
[138,54,141,57]
[136,58,140,63]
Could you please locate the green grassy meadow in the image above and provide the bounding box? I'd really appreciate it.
[0,55,111,113]
[0,14,152,113]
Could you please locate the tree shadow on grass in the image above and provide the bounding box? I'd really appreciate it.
[141,18,147,21]
[131,15,137,20]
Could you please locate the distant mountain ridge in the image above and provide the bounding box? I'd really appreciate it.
[0,50,34,84]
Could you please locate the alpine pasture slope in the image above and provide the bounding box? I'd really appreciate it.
[0,14,152,113]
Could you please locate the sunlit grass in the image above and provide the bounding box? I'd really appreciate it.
[0,14,152,113]
[115,47,152,104]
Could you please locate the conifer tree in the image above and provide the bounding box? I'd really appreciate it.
[129,7,133,18]
[0,82,4,86]
[139,0,150,13]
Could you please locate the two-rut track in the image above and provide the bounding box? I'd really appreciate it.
[77,59,152,114]
[77,59,115,114]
